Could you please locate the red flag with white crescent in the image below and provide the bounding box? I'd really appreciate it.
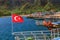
[12,14,24,23]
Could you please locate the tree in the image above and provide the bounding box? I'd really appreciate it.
[44,0,55,11]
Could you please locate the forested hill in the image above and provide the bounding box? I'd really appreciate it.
[0,0,60,16]
[0,0,60,7]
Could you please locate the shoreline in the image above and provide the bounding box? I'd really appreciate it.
[20,14,29,17]
[0,14,29,18]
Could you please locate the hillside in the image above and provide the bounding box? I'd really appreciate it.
[0,0,60,16]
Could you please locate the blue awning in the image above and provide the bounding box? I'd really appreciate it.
[52,21,60,25]
[52,22,58,25]
[56,21,60,24]
[52,37,60,40]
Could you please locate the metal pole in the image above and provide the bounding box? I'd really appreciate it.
[15,36,20,40]
[21,32,26,40]
[57,28,59,37]
[53,29,55,38]
[31,32,36,40]
[51,29,53,40]
[11,12,14,34]
[41,31,46,40]
[43,34,46,40]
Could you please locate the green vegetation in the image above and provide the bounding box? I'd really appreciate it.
[0,1,60,16]
[26,37,34,40]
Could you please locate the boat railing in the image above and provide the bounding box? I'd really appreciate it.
[12,28,60,40]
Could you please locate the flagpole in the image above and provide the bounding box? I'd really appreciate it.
[11,12,14,34]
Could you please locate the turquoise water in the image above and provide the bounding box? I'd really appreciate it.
[0,17,48,40]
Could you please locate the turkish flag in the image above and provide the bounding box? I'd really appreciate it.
[12,14,24,23]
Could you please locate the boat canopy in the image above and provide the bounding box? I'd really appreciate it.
[52,37,60,40]
[52,21,60,25]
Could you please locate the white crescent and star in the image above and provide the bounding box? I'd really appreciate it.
[14,16,21,21]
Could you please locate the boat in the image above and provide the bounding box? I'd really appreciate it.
[42,12,60,30]
[52,21,60,27]
[43,20,60,30]
[27,17,44,20]
[27,12,45,20]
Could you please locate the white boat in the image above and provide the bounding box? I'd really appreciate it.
[12,28,60,40]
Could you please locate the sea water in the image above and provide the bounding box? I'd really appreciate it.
[0,16,48,40]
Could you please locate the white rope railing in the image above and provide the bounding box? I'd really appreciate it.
[12,28,60,40]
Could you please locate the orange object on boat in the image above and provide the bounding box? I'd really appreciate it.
[48,21,53,27]
[43,20,54,30]
[43,20,49,27]
[43,20,53,29]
